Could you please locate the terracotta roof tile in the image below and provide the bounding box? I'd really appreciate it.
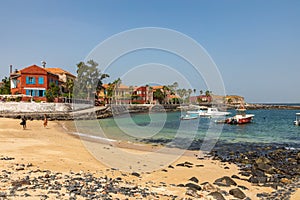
[45,68,76,77]
[152,85,164,89]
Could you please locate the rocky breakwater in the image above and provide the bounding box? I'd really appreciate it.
[245,104,300,110]
[110,104,180,115]
[211,143,300,199]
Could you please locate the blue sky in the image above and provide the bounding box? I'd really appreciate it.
[0,0,299,103]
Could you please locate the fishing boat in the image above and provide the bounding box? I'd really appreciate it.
[225,105,254,125]
[199,107,231,117]
[180,114,198,120]
[294,113,300,125]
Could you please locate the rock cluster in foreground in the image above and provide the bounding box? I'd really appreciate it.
[0,156,256,200]
[211,143,300,199]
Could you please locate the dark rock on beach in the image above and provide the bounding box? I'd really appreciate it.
[213,176,237,187]
[186,188,201,198]
[229,188,246,199]
[131,172,141,177]
[185,182,202,191]
[208,191,226,200]
[189,176,199,183]
[176,161,194,168]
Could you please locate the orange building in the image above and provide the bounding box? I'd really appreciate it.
[10,65,60,101]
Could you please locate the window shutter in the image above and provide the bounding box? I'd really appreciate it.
[26,90,29,95]
[33,77,36,84]
[39,77,44,84]
[26,76,29,84]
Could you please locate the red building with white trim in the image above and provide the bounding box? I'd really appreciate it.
[10,65,60,101]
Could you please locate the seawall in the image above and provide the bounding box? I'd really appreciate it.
[1,102,299,121]
[0,103,180,120]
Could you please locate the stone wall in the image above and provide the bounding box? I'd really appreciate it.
[0,102,72,113]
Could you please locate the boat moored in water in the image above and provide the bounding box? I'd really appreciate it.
[225,105,254,125]
[180,114,198,120]
[187,106,208,115]
[294,113,300,125]
[199,107,231,117]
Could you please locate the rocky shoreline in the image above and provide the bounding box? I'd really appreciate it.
[210,143,300,200]
[140,138,300,199]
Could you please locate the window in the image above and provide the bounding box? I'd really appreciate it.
[25,89,45,97]
[38,90,44,97]
[38,77,44,84]
[26,76,35,84]
[11,79,17,88]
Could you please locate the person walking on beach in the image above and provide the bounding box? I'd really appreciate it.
[43,114,48,128]
[20,116,27,130]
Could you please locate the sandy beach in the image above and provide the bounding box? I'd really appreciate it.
[0,118,298,199]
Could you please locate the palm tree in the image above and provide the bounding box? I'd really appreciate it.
[192,89,197,103]
[205,90,211,97]
[172,82,178,94]
[162,85,170,104]
[200,90,203,96]
[148,86,153,104]
[187,89,193,104]
[128,86,134,104]
[106,83,114,104]
[113,78,121,104]
[66,79,74,100]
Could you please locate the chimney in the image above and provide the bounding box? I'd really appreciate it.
[41,61,46,68]
[10,65,12,74]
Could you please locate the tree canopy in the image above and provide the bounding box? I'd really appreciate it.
[45,82,60,102]
[153,89,165,104]
[0,77,11,95]
[74,60,109,99]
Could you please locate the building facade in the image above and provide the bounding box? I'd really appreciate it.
[97,84,133,104]
[132,86,155,104]
[10,65,60,101]
[44,68,76,94]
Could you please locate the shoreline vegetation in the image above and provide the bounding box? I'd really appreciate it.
[0,118,299,199]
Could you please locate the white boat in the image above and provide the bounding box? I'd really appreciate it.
[199,107,231,117]
[294,113,300,125]
[187,106,208,115]
[180,114,198,120]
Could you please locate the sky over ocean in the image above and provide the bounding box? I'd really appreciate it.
[0,0,299,103]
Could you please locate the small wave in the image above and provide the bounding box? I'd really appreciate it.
[71,132,116,142]
[59,122,116,143]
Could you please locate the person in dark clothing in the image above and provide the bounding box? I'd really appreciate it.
[20,116,27,130]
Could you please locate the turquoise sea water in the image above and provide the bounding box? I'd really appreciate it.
[74,109,300,148]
